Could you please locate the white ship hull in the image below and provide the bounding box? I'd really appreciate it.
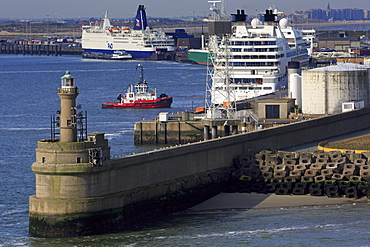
[81,5,174,60]
[210,8,314,104]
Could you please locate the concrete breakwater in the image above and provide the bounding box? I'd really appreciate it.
[134,117,204,144]
[226,149,370,198]
[29,135,233,237]
[0,43,83,56]
[134,112,255,145]
[30,107,370,237]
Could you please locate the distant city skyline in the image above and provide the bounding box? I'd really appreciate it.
[1,0,369,20]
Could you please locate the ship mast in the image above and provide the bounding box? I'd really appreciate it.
[136,63,144,84]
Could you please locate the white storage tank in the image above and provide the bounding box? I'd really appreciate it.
[301,63,370,115]
[289,73,302,109]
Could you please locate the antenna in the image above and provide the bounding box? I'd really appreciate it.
[205,34,236,120]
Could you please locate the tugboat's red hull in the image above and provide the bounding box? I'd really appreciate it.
[102,96,172,108]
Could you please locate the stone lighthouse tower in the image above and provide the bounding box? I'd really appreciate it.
[29,71,111,238]
[58,71,78,142]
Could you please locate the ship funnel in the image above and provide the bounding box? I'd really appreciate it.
[231,9,247,22]
[134,5,148,30]
[264,9,277,22]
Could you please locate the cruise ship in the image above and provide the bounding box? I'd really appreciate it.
[210,8,315,104]
[81,5,175,59]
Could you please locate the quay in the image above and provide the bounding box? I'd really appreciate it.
[134,112,253,145]
[29,72,370,237]
[0,43,83,56]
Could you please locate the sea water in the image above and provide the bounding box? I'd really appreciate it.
[1,54,369,246]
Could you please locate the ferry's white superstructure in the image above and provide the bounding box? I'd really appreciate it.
[211,8,315,104]
[81,5,175,59]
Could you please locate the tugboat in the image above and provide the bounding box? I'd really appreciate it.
[102,64,172,108]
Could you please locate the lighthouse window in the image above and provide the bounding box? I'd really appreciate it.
[77,157,81,163]
[42,157,45,163]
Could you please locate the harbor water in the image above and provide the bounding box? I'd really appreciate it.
[1,54,370,246]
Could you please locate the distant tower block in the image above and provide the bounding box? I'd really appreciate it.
[58,71,79,142]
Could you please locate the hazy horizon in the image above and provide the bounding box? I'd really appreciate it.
[1,0,369,20]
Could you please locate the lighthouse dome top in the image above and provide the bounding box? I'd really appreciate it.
[60,71,76,88]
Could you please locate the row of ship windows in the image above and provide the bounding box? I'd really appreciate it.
[216,86,272,90]
[230,48,281,52]
[231,54,285,59]
[229,41,277,46]
[223,62,279,67]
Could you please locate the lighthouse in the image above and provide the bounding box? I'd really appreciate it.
[30,71,111,237]
[58,71,79,142]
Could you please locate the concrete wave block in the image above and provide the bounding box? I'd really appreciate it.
[262,171,273,180]
[321,168,334,179]
[311,164,324,170]
[332,173,344,180]
[288,170,302,180]
[265,160,278,166]
[314,175,326,182]
[275,165,287,171]
[259,165,273,172]
[328,151,342,161]
[265,154,279,163]
[294,164,307,171]
[282,159,296,166]
[313,158,328,165]
[273,170,287,178]
[279,152,295,160]
[299,158,312,166]
[304,169,320,176]
[353,158,366,166]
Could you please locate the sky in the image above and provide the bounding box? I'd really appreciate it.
[1,0,369,20]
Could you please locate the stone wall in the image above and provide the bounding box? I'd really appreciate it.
[30,107,370,237]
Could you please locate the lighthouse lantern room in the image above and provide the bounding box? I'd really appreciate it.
[61,71,75,88]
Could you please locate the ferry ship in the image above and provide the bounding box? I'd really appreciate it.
[81,5,175,60]
[209,8,315,104]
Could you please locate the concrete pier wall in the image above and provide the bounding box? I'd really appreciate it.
[29,107,370,237]
[0,43,83,56]
[134,120,255,144]
[134,120,204,144]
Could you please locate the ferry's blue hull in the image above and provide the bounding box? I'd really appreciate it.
[83,49,154,60]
